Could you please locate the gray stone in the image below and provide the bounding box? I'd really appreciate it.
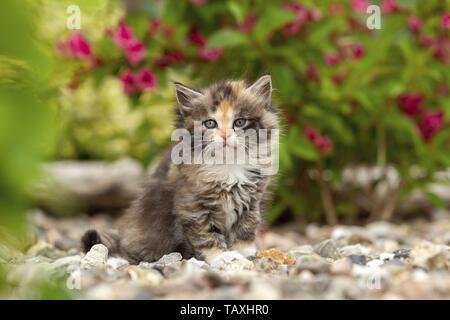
[314,239,341,259]
[349,255,367,265]
[156,252,182,265]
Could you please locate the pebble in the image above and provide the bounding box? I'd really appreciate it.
[81,244,108,269]
[349,255,367,265]
[313,239,341,260]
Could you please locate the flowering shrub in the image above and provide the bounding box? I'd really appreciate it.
[45,0,449,223]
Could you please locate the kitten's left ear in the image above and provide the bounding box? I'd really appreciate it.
[247,75,272,101]
[173,81,203,115]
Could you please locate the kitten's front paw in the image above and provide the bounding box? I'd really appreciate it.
[202,247,226,264]
[208,251,253,271]
[231,241,257,258]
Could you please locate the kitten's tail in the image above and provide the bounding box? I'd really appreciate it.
[81,229,120,254]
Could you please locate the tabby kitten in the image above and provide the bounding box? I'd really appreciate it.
[82,75,279,264]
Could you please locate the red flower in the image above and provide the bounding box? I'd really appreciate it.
[189,27,207,48]
[433,37,450,64]
[418,111,444,142]
[397,93,424,117]
[381,0,400,14]
[163,26,174,38]
[352,44,365,60]
[149,19,162,35]
[237,14,257,33]
[329,3,343,15]
[114,21,135,49]
[305,64,319,81]
[408,16,422,33]
[199,47,223,62]
[441,13,450,30]
[350,0,368,13]
[324,52,340,66]
[304,127,320,142]
[124,40,146,65]
[191,0,207,6]
[315,136,333,154]
[154,51,185,68]
[307,8,322,22]
[118,69,137,94]
[304,127,333,154]
[136,67,157,91]
[331,70,348,85]
[282,2,308,35]
[68,32,92,59]
[419,34,435,48]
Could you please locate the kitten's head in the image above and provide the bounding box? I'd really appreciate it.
[173,75,278,153]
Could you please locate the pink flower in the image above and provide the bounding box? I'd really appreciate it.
[419,34,435,48]
[304,127,320,142]
[124,40,146,65]
[199,47,224,62]
[418,111,444,142]
[154,50,185,68]
[68,32,92,59]
[118,69,137,94]
[307,8,322,22]
[282,2,308,35]
[408,16,422,33]
[163,26,174,38]
[304,127,333,154]
[305,64,319,81]
[331,70,348,85]
[149,19,162,35]
[136,67,157,91]
[329,3,343,15]
[397,93,424,117]
[237,14,257,33]
[114,21,135,49]
[433,37,450,65]
[381,0,400,14]
[350,0,368,13]
[442,13,450,30]
[189,27,207,48]
[315,135,333,154]
[324,52,340,66]
[352,44,365,60]
[191,0,207,6]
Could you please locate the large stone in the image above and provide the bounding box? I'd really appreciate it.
[81,244,108,269]
[409,241,450,270]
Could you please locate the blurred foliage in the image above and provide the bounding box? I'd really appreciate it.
[0,0,73,299]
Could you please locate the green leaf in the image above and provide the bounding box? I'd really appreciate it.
[208,29,248,48]
[254,7,296,42]
[291,139,320,161]
[227,2,244,22]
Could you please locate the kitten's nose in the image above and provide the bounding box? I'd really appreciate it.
[221,131,230,145]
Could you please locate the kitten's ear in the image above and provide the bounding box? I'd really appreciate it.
[173,81,203,115]
[247,75,272,101]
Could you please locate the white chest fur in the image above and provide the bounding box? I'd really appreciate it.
[202,164,256,230]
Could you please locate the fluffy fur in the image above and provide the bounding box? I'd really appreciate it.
[82,75,279,264]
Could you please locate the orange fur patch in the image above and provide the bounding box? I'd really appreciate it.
[219,99,232,134]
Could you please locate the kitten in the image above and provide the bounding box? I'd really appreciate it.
[81,75,279,264]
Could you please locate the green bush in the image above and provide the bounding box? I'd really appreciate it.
[43,0,449,223]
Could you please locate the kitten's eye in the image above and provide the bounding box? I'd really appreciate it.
[233,118,247,128]
[203,119,218,129]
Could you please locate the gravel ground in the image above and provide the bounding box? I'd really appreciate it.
[2,209,450,299]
